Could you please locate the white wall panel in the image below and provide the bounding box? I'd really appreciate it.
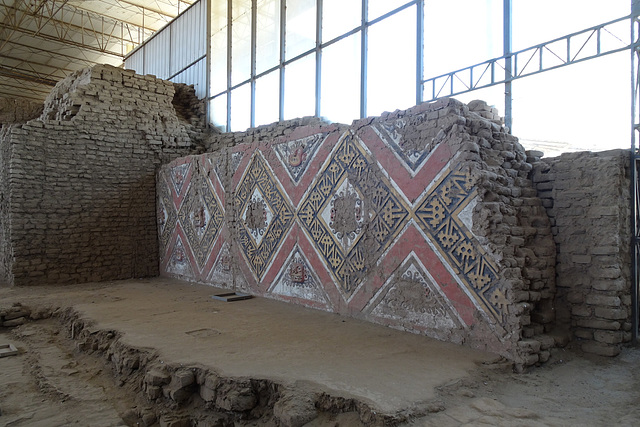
[124,0,207,95]
[143,29,171,78]
[171,0,207,77]
[171,57,207,99]
[125,49,145,75]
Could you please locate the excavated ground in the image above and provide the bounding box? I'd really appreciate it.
[0,278,639,426]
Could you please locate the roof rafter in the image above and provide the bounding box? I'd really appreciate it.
[0,65,58,86]
[1,1,155,57]
[0,0,195,103]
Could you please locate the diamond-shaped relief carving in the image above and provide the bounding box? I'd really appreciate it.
[269,245,330,307]
[166,235,195,279]
[297,132,410,300]
[157,175,177,259]
[169,163,191,197]
[177,175,225,271]
[372,116,437,176]
[242,187,274,247]
[368,253,463,331]
[273,133,327,184]
[319,176,367,253]
[209,241,233,284]
[235,151,294,281]
[415,166,505,324]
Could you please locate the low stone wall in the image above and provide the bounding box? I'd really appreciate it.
[532,150,632,356]
[158,98,556,365]
[0,65,203,286]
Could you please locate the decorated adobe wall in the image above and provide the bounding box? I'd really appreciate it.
[158,98,557,365]
[2,64,633,361]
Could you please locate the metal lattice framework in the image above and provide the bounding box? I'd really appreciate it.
[0,0,194,100]
[423,14,631,131]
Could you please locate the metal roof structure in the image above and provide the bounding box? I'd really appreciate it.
[0,0,194,102]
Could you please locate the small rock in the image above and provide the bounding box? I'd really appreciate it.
[145,385,162,400]
[456,388,476,398]
[215,381,257,412]
[141,411,157,426]
[30,307,52,320]
[3,317,26,327]
[159,415,190,427]
[144,367,171,386]
[5,308,31,321]
[273,393,317,427]
[120,409,139,426]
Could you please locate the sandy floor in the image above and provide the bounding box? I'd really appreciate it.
[1,277,639,426]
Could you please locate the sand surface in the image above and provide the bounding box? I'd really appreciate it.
[1,278,639,426]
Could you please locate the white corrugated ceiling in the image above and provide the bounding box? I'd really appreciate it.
[0,0,195,102]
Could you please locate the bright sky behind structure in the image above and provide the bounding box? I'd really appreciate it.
[423,0,631,157]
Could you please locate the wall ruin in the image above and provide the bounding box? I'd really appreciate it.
[532,150,632,356]
[0,65,204,286]
[0,97,43,124]
[0,64,635,361]
[158,98,557,365]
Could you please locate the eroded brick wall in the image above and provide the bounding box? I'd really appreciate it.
[0,98,43,124]
[0,65,203,286]
[532,150,632,356]
[158,98,556,365]
[0,126,12,284]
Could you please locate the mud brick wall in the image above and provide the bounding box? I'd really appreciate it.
[0,126,11,284]
[532,150,632,356]
[0,97,43,124]
[158,98,556,366]
[0,65,201,286]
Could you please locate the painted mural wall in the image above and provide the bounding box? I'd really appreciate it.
[157,99,556,365]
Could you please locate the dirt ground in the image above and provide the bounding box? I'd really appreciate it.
[1,278,639,426]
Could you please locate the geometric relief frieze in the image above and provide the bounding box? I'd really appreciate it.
[273,132,327,184]
[297,131,410,300]
[414,166,506,325]
[269,245,330,307]
[157,174,177,260]
[368,253,464,331]
[177,174,225,271]
[169,162,191,200]
[166,235,195,279]
[235,151,294,281]
[209,241,233,284]
[372,115,437,176]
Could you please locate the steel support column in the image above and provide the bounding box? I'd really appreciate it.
[416,0,424,106]
[631,0,640,345]
[205,0,212,129]
[504,0,513,132]
[360,0,368,119]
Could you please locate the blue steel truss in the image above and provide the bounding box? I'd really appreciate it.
[422,15,631,108]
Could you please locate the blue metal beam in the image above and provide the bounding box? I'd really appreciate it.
[422,15,631,103]
[504,0,512,132]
